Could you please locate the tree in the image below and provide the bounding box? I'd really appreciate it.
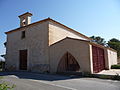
[109,38,120,42]
[90,36,107,46]
[108,38,120,57]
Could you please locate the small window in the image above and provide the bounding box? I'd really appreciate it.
[21,31,26,39]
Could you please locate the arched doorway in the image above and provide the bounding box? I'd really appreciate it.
[57,52,80,73]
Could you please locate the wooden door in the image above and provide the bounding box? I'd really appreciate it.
[19,50,27,70]
[57,52,80,72]
[92,46,105,73]
[67,53,80,71]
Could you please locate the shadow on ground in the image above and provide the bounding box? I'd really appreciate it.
[0,71,83,81]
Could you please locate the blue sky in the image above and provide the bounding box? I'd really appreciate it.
[0,0,120,55]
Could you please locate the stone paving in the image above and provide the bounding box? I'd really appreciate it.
[98,69,120,75]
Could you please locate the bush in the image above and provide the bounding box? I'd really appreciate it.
[111,64,120,69]
[111,73,120,80]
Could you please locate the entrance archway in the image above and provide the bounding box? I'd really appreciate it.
[57,52,80,72]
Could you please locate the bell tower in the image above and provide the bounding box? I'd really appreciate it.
[18,12,33,27]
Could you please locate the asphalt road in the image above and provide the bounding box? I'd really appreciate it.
[0,72,120,90]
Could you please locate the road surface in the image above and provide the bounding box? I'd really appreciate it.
[0,72,120,90]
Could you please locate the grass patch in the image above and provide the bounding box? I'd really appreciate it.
[98,75,112,79]
[0,82,16,90]
[0,76,16,90]
[0,76,3,79]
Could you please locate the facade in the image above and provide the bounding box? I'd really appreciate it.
[5,12,118,74]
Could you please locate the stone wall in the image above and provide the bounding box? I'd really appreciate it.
[6,21,49,73]
[49,21,89,45]
[49,38,92,73]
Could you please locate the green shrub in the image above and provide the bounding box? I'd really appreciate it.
[111,64,120,69]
